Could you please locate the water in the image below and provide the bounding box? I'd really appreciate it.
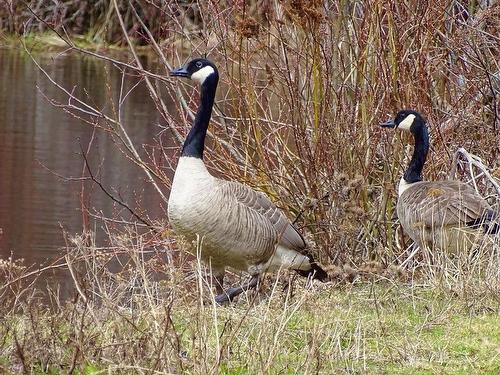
[0,48,174,287]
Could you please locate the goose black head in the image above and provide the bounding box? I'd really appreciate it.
[170,58,219,85]
[380,109,426,133]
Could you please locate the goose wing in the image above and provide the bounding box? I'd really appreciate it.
[399,180,491,228]
[218,180,306,251]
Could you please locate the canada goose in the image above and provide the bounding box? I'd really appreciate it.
[168,58,327,303]
[381,109,499,252]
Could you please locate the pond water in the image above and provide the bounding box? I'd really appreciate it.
[0,48,174,290]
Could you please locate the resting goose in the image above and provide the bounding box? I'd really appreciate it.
[168,58,327,303]
[381,109,499,252]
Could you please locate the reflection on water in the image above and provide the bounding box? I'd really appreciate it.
[0,49,173,288]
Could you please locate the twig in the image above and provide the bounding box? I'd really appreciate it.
[0,259,69,292]
[22,17,170,203]
[79,142,156,230]
[65,253,99,323]
[449,148,500,196]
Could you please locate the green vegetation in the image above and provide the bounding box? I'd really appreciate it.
[1,235,498,374]
[1,278,498,374]
[0,31,150,54]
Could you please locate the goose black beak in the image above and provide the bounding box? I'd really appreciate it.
[170,66,190,78]
[380,119,396,128]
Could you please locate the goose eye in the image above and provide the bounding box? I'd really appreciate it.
[196,61,203,68]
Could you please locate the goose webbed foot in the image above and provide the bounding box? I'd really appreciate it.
[214,275,260,305]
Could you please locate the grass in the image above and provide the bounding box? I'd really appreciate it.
[1,236,499,374]
[1,284,498,374]
[0,31,151,55]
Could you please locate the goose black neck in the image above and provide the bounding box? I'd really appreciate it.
[181,74,218,159]
[404,121,429,184]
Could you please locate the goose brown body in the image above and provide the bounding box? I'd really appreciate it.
[168,157,311,277]
[397,180,495,251]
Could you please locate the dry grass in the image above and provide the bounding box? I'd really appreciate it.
[0,232,499,374]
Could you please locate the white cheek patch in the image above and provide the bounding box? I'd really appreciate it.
[191,66,215,84]
[398,114,415,131]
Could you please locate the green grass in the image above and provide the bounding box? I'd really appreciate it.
[0,31,148,54]
[1,280,498,374]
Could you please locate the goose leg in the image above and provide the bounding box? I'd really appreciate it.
[214,275,260,305]
[211,271,225,295]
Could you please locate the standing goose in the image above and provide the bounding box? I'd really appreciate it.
[381,109,498,252]
[168,58,327,303]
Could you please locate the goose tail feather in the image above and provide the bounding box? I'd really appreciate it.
[467,209,500,234]
[296,254,328,282]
